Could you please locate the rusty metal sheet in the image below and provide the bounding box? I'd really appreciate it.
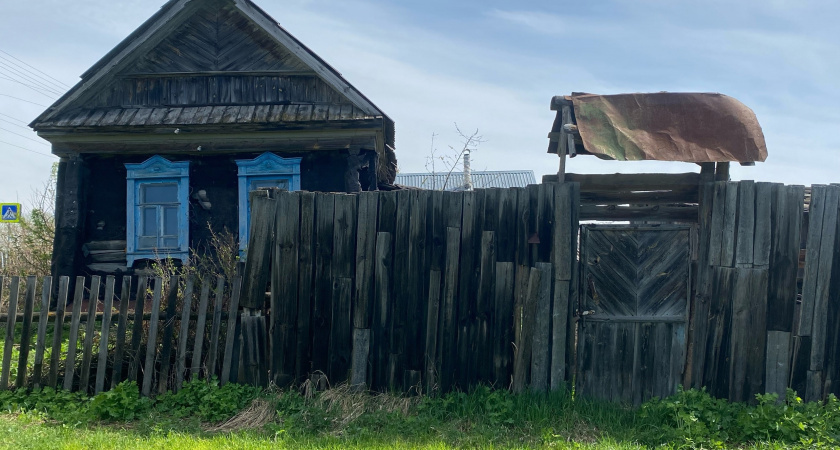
[569,92,767,162]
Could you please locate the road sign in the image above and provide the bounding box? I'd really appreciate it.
[1,203,21,223]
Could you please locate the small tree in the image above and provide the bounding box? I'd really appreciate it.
[425,123,484,191]
[0,163,56,277]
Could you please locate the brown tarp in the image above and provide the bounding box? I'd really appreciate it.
[569,92,767,162]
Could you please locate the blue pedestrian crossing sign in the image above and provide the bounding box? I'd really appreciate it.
[1,203,21,223]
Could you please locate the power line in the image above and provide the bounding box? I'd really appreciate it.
[0,126,49,146]
[0,117,33,130]
[0,59,64,96]
[0,74,59,99]
[0,49,71,89]
[0,94,48,108]
[0,112,29,125]
[0,140,54,158]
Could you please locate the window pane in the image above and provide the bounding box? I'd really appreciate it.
[142,207,157,236]
[163,207,178,235]
[251,179,289,191]
[162,237,178,249]
[138,236,156,249]
[142,184,178,203]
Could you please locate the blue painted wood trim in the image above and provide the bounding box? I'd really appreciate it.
[235,153,301,256]
[125,156,190,267]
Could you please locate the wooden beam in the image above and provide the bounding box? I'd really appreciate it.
[580,204,698,222]
[715,162,730,181]
[561,173,701,192]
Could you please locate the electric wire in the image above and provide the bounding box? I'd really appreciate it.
[0,60,64,96]
[0,117,34,130]
[0,140,54,158]
[0,126,49,146]
[0,74,59,99]
[0,94,48,108]
[0,49,71,89]
[0,112,29,124]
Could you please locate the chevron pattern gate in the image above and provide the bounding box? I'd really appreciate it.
[576,225,691,405]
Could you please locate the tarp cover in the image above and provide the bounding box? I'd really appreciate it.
[570,92,767,162]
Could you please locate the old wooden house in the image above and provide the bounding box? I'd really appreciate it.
[29,0,396,277]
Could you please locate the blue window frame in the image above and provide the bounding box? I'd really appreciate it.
[235,153,301,256]
[125,156,190,266]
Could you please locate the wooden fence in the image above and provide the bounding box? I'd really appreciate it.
[239,185,580,394]
[0,275,241,395]
[2,180,839,406]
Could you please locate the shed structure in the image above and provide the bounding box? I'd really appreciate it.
[30,0,396,276]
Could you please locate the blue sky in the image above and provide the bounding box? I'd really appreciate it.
[1,0,837,210]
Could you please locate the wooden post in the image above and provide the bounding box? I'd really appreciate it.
[0,277,19,390]
[32,276,53,388]
[15,276,37,388]
[714,162,730,181]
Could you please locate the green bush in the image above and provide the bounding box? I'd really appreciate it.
[638,386,840,448]
[155,377,261,423]
[89,380,150,421]
[0,386,90,423]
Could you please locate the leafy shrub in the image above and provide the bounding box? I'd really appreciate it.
[89,380,150,421]
[0,386,90,423]
[155,377,261,423]
[417,385,515,426]
[639,386,840,448]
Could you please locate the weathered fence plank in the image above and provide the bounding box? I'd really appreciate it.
[371,232,393,391]
[111,276,131,388]
[15,276,37,388]
[207,276,225,378]
[32,276,53,388]
[141,278,163,396]
[63,277,86,391]
[79,275,102,393]
[157,276,180,394]
[48,276,69,387]
[273,191,300,386]
[175,278,194,391]
[190,281,211,378]
[95,276,116,394]
[221,277,242,385]
[424,270,441,395]
[127,277,147,382]
[530,262,552,392]
[1,277,20,390]
[296,192,315,382]
[513,267,540,393]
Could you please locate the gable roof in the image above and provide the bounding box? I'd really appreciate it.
[395,170,537,191]
[30,0,391,128]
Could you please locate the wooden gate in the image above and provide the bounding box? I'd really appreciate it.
[576,225,690,405]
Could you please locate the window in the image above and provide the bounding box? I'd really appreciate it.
[236,153,301,256]
[125,156,189,266]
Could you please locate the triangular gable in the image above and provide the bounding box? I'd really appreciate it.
[32,0,387,126]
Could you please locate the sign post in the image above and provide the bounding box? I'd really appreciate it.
[1,203,21,223]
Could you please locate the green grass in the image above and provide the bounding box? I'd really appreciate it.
[1,382,839,449]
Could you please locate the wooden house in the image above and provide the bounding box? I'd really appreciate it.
[29,0,396,277]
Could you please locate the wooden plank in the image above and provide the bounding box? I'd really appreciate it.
[240,309,267,387]
[553,183,573,281]
[708,182,727,266]
[798,185,826,338]
[175,278,195,391]
[424,270,442,395]
[48,276,69,388]
[568,182,580,385]
[456,191,477,387]
[141,278,163,396]
[157,276,180,394]
[439,227,461,392]
[221,277,242,385]
[62,277,86,391]
[550,280,570,390]
[0,277,19,390]
[580,189,699,205]
[295,192,315,382]
[405,190,428,374]
[703,267,734,398]
[492,262,515,388]
[207,276,225,378]
[530,263,552,392]
[354,192,378,329]
[328,277,353,383]
[79,275,102,394]
[189,281,210,378]
[95,276,116,394]
[32,276,53,388]
[475,231,496,383]
[371,232,393,391]
[808,186,840,378]
[728,268,751,402]
[496,188,516,262]
[127,277,148,382]
[766,185,804,332]
[389,190,411,389]
[765,331,792,397]
[720,182,739,267]
[272,192,300,386]
[513,267,541,393]
[311,193,335,374]
[746,269,769,399]
[564,172,701,192]
[735,181,756,268]
[241,192,277,309]
[350,328,371,390]
[580,204,698,222]
[688,182,714,388]
[15,276,37,388]
[111,276,131,388]
[753,182,774,267]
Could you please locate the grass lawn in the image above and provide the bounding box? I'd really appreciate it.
[1,382,838,449]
